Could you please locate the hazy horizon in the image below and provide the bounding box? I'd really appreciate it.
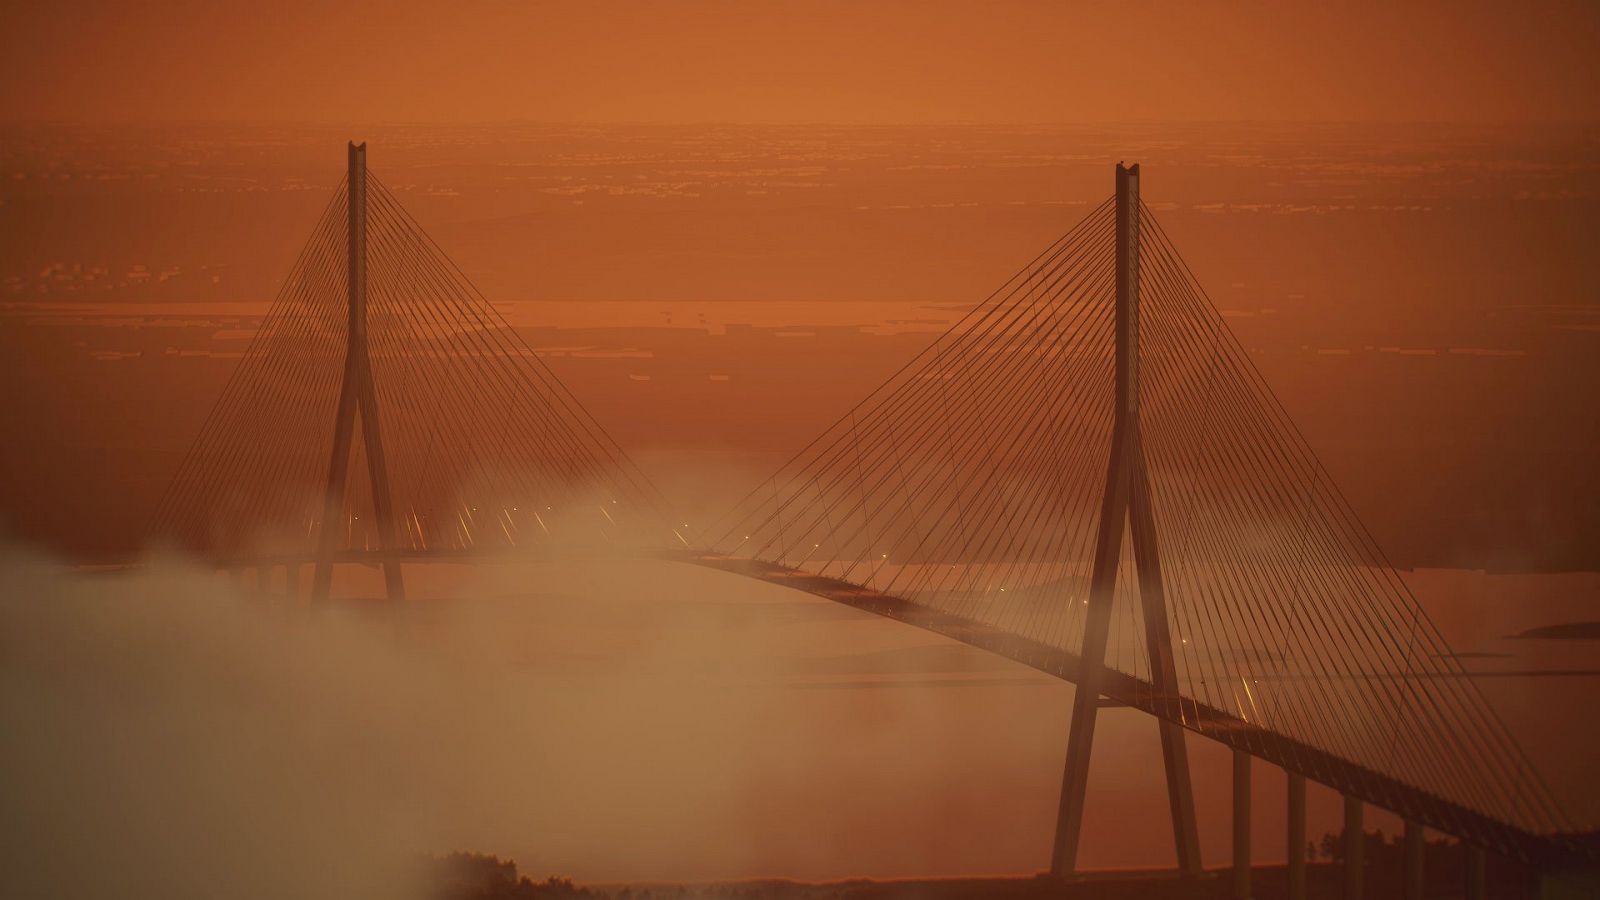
[2,6,1597,897]
[5,119,1596,571]
[5,2,1598,125]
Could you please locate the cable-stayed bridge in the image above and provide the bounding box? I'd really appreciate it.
[150,144,680,597]
[149,145,1597,899]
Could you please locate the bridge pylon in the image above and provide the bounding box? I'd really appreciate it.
[711,159,1584,880]
[310,142,406,603]
[149,142,673,586]
[1049,163,1201,879]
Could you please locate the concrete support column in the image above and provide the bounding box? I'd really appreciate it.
[1465,844,1486,900]
[1402,820,1424,900]
[1232,750,1250,899]
[1287,772,1306,900]
[1537,864,1600,900]
[1344,795,1364,900]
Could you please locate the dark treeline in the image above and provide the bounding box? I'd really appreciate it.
[429,836,1550,900]
[429,853,595,899]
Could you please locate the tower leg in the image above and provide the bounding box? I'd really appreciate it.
[1154,720,1201,876]
[1131,460,1200,878]
[311,324,360,603]
[1288,772,1307,900]
[357,368,405,602]
[1051,683,1101,879]
[1050,438,1129,878]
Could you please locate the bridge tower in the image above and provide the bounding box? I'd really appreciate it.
[310,142,406,603]
[1050,163,1201,879]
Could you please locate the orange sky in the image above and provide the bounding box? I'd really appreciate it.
[4,1,1598,125]
[2,6,1598,886]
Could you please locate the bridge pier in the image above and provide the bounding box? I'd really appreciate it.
[1344,795,1364,900]
[1233,750,1250,900]
[1402,820,1424,900]
[1537,862,1600,899]
[1287,772,1306,900]
[1466,844,1486,900]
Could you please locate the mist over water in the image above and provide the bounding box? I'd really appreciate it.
[4,533,1596,899]
[1,546,439,898]
[1,6,1596,894]
[0,541,1082,896]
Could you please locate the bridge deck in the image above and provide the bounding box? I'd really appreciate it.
[677,553,1592,869]
[207,545,1591,867]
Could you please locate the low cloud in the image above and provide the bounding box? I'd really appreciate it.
[0,541,1082,898]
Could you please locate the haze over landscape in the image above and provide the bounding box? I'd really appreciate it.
[2,3,1598,899]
